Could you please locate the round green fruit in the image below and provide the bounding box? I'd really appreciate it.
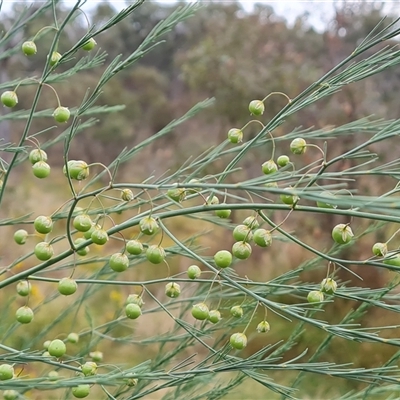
[34,242,54,261]
[16,280,31,296]
[316,191,337,209]
[72,384,90,398]
[290,138,307,155]
[73,214,92,232]
[49,51,61,66]
[83,223,100,240]
[243,216,259,230]
[121,188,134,202]
[139,216,159,235]
[126,294,144,307]
[32,161,50,178]
[0,364,14,380]
[253,228,272,247]
[146,245,166,264]
[29,148,47,164]
[332,223,353,245]
[383,252,400,267]
[233,224,253,242]
[82,37,97,51]
[3,390,18,400]
[109,252,129,272]
[307,290,324,303]
[53,106,70,123]
[91,229,109,245]
[228,128,243,144]
[74,238,90,256]
[34,215,53,234]
[230,332,247,350]
[126,239,143,255]
[14,229,28,245]
[191,303,209,320]
[215,207,231,219]
[232,241,252,260]
[262,160,278,175]
[230,305,244,318]
[280,187,299,205]
[277,155,290,167]
[187,265,201,279]
[125,303,142,319]
[22,40,37,56]
[208,309,221,324]
[15,306,34,324]
[167,187,186,202]
[81,361,97,376]
[58,277,78,296]
[48,339,66,357]
[214,250,233,268]
[256,320,271,333]
[320,278,337,295]
[372,242,387,257]
[48,371,59,381]
[1,91,18,108]
[248,100,264,116]
[67,332,79,344]
[63,160,89,180]
[89,351,103,362]
[165,282,181,298]
[206,195,219,205]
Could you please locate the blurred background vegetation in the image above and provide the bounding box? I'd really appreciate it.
[2,1,400,398]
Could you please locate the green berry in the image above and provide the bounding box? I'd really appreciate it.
[126,294,144,307]
[91,228,109,245]
[49,51,61,66]
[256,320,271,333]
[125,303,142,319]
[29,148,47,164]
[73,214,92,232]
[372,242,387,257]
[232,241,252,260]
[15,306,34,324]
[48,339,66,357]
[208,309,221,324]
[215,207,231,219]
[146,245,166,264]
[233,224,253,242]
[230,332,247,350]
[383,252,400,267]
[277,155,290,167]
[290,138,307,155]
[3,390,18,400]
[0,364,14,380]
[248,100,264,116]
[22,40,37,56]
[14,229,28,245]
[253,228,272,247]
[214,250,233,268]
[307,290,324,303]
[53,106,70,123]
[81,361,97,376]
[316,191,337,209]
[126,239,143,255]
[72,384,90,398]
[67,332,79,344]
[32,161,51,178]
[320,278,337,295]
[264,181,278,188]
[89,351,103,362]
[16,280,31,296]
[82,37,97,51]
[58,277,78,296]
[63,160,90,180]
[228,128,243,144]
[167,187,186,202]
[262,160,278,175]
[34,215,53,234]
[121,188,134,202]
[187,265,201,279]
[83,223,100,240]
[109,252,129,272]
[34,242,54,261]
[243,216,259,230]
[230,305,243,318]
[74,238,90,256]
[48,371,59,381]
[139,216,159,235]
[206,195,219,205]
[1,91,18,108]
[332,224,353,245]
[187,178,201,193]
[191,302,209,320]
[280,187,299,205]
[43,340,51,350]
[165,282,181,298]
